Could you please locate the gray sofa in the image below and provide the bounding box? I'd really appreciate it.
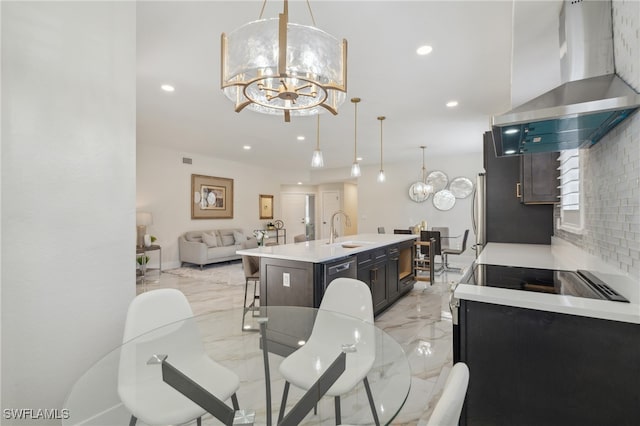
[178,228,256,269]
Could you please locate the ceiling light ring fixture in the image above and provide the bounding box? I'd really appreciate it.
[221,0,347,122]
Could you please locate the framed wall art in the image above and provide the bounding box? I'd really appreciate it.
[259,194,274,219]
[191,174,234,219]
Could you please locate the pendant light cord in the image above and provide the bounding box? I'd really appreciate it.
[378,117,385,169]
[316,114,321,150]
[354,102,358,160]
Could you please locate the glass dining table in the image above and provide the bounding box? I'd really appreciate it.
[63,306,411,425]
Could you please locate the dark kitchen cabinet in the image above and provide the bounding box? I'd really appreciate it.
[357,248,388,315]
[458,300,640,426]
[519,152,559,204]
[386,246,400,301]
[484,131,554,244]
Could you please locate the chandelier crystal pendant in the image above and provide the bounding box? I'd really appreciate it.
[221,0,348,122]
[350,98,361,177]
[311,115,324,168]
[377,116,386,183]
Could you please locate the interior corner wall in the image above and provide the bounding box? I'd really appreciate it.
[1,2,136,422]
[136,144,300,269]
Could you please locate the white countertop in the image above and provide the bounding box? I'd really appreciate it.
[454,240,640,324]
[237,233,417,263]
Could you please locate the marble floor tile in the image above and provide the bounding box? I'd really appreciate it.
[138,261,464,425]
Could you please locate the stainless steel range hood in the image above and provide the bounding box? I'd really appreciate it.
[492,0,640,156]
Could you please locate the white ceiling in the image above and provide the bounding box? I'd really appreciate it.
[137,1,537,174]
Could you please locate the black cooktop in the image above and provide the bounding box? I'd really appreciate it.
[462,264,629,302]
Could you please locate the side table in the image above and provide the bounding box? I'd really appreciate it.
[136,245,162,284]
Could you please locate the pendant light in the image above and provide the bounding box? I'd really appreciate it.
[311,114,324,168]
[408,146,434,202]
[221,0,347,122]
[377,116,386,182]
[417,145,434,195]
[350,97,361,177]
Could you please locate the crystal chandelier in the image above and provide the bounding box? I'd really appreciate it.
[377,116,386,182]
[350,98,361,177]
[409,146,434,201]
[311,115,324,168]
[221,0,347,122]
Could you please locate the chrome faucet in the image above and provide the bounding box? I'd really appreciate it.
[329,210,351,244]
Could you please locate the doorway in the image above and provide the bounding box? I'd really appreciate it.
[281,193,316,241]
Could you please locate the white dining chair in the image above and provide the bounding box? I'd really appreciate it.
[277,278,379,425]
[426,362,470,426]
[118,289,240,426]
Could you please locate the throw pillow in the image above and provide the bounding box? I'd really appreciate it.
[221,235,235,246]
[202,232,218,247]
[233,231,247,244]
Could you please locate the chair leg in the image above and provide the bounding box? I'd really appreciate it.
[363,377,380,426]
[231,393,240,410]
[334,396,341,424]
[128,415,137,426]
[278,381,290,423]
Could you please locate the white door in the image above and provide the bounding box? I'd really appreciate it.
[281,193,307,242]
[321,191,341,240]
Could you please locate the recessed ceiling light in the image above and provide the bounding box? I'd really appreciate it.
[243,145,251,150]
[446,100,459,108]
[416,45,433,56]
[161,84,175,92]
[504,128,519,135]
[357,156,363,162]
[297,182,303,185]
[297,136,305,141]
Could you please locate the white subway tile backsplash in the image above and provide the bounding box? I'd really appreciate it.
[555,1,639,279]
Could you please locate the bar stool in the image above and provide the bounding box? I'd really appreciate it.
[241,240,260,331]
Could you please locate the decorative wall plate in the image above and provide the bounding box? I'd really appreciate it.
[449,177,474,199]
[433,189,456,211]
[274,219,284,229]
[426,171,448,192]
[408,182,430,202]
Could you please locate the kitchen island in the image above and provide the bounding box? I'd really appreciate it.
[237,233,417,315]
[453,241,640,426]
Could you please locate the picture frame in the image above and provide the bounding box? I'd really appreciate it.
[259,194,274,219]
[191,174,234,219]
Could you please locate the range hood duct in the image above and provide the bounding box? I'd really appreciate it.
[492,0,640,156]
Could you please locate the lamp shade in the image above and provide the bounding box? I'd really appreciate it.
[221,16,347,121]
[136,212,153,226]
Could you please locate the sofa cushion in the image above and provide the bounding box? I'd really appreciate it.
[233,231,247,244]
[202,232,218,247]
[207,245,237,258]
[185,231,203,242]
[221,235,235,246]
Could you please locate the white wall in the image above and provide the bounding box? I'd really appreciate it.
[137,144,300,269]
[358,152,483,259]
[1,2,136,422]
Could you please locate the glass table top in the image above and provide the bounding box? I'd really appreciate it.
[63,306,411,425]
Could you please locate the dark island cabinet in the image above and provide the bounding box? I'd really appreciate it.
[260,240,415,315]
[357,248,388,315]
[458,299,640,426]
